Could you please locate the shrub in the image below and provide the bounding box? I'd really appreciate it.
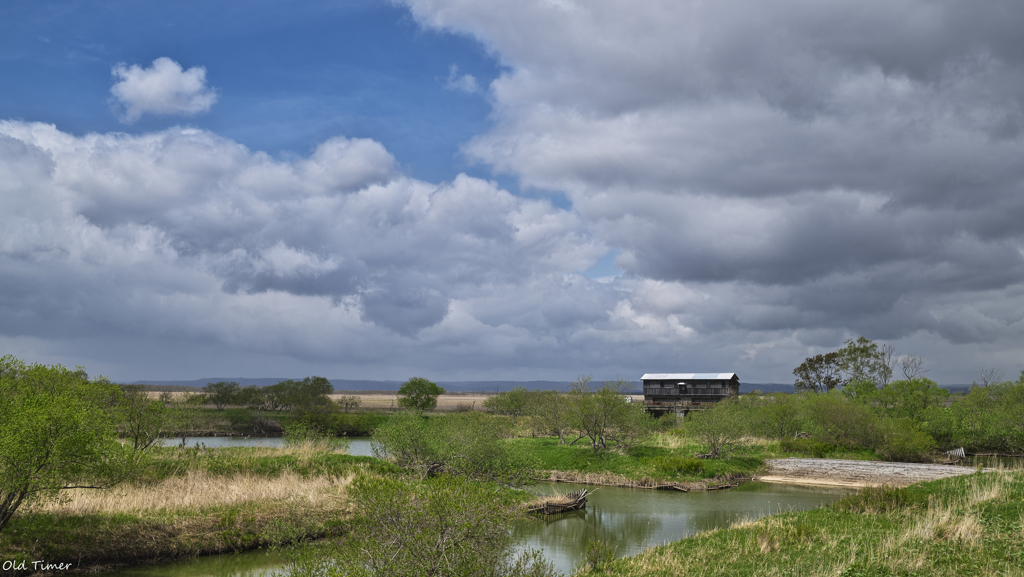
[804,391,879,448]
[223,408,256,433]
[684,400,748,457]
[371,412,534,485]
[874,418,936,462]
[581,540,616,572]
[286,475,557,577]
[327,412,390,436]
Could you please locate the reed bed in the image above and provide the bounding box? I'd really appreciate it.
[1,446,371,570]
[27,469,353,516]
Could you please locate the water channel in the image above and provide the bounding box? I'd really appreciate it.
[103,440,852,576]
[157,437,376,457]
[127,439,1021,575]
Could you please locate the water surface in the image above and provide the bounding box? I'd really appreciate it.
[158,436,374,456]
[514,481,848,575]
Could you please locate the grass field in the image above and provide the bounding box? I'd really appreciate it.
[581,469,1024,576]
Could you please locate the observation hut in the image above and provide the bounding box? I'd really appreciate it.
[641,373,740,416]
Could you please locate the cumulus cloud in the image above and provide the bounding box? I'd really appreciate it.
[395,0,1024,380]
[7,2,1024,382]
[0,121,651,378]
[110,57,217,122]
[445,64,479,93]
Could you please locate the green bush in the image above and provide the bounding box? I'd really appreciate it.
[223,408,256,433]
[874,418,936,462]
[327,412,390,436]
[286,475,556,577]
[371,412,535,485]
[803,391,880,448]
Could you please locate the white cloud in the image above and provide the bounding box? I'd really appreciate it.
[8,1,1024,383]
[445,64,479,94]
[110,57,218,122]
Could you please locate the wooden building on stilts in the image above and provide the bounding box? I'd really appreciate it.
[641,373,740,417]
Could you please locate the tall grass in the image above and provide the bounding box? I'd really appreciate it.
[27,469,353,516]
[0,445,375,570]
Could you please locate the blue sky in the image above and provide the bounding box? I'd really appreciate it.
[0,1,506,186]
[2,0,1024,384]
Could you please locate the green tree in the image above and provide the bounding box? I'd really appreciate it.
[0,356,136,534]
[836,337,892,386]
[116,384,167,451]
[167,391,207,447]
[371,412,534,485]
[684,399,748,458]
[264,381,291,411]
[397,377,446,412]
[236,386,269,411]
[873,378,949,422]
[843,378,880,403]
[567,377,653,452]
[202,381,241,410]
[793,352,844,393]
[482,386,532,417]
[287,475,556,577]
[753,392,804,441]
[531,389,572,443]
[803,390,879,448]
[336,394,361,413]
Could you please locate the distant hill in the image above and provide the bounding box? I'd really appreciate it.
[129,377,577,393]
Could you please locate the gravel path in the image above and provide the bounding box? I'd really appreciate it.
[760,458,985,487]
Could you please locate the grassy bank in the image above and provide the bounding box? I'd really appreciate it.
[0,445,399,572]
[513,433,880,485]
[580,469,1024,576]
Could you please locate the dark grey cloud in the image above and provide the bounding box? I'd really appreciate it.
[396,0,1024,381]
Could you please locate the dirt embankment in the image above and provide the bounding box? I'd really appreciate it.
[758,458,987,488]
[535,470,749,492]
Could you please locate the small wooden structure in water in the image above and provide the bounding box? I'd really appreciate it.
[527,488,594,515]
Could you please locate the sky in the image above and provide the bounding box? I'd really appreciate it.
[2,0,1023,384]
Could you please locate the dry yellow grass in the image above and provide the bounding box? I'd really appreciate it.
[145,391,494,411]
[28,469,353,516]
[330,393,492,411]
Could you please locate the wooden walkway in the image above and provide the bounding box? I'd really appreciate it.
[761,458,988,487]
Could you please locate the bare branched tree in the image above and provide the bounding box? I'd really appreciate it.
[897,355,929,380]
[977,368,1005,387]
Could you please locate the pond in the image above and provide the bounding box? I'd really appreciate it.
[95,479,848,576]
[514,481,848,575]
